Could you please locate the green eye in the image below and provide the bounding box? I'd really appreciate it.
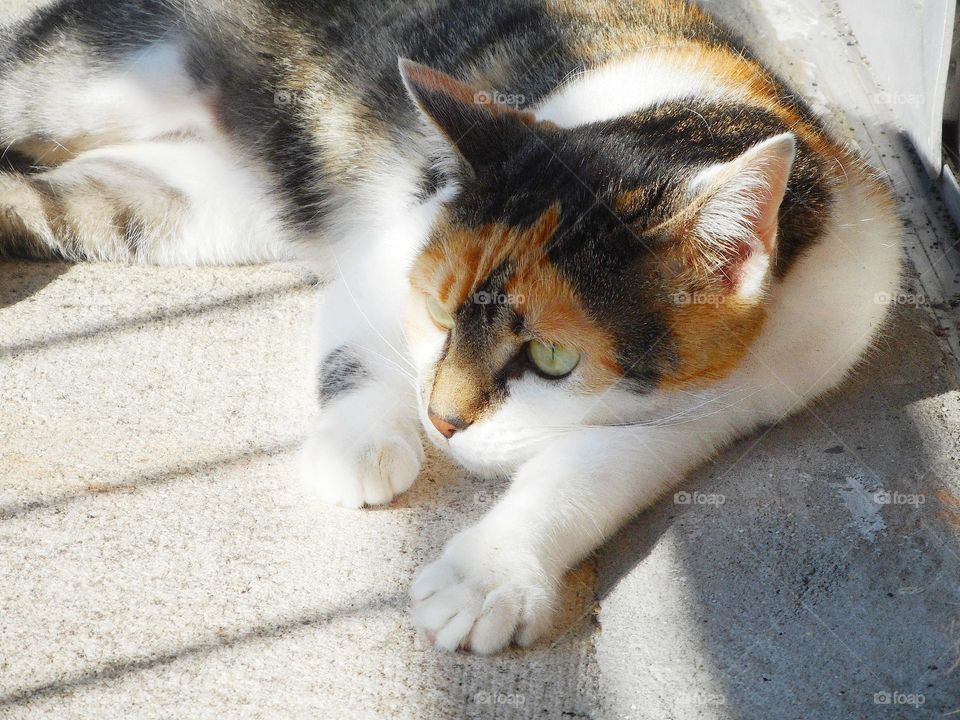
[527,340,581,378]
[426,296,454,329]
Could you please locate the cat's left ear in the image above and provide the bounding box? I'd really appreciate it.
[663,133,796,298]
[398,58,535,169]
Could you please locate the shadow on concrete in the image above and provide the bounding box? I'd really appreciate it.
[0,591,405,709]
[0,260,70,309]
[0,273,315,357]
[596,305,960,719]
[0,439,302,521]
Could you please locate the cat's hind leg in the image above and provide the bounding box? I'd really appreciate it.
[0,8,294,263]
[0,139,293,264]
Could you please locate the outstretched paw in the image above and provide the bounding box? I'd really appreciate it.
[410,528,556,654]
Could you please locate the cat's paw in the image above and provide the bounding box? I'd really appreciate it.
[410,528,556,654]
[300,420,424,508]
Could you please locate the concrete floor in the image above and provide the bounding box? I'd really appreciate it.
[2,1,959,719]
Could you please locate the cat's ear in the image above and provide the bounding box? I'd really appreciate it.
[666,133,796,298]
[398,58,535,169]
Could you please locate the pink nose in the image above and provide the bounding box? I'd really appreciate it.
[428,412,468,439]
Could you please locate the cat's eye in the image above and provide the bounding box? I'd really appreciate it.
[426,296,454,330]
[527,340,581,378]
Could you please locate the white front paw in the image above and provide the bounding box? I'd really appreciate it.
[300,419,423,508]
[410,528,556,654]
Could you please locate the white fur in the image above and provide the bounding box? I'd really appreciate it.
[690,134,796,245]
[402,172,900,655]
[535,51,753,127]
[1,40,217,159]
[41,139,293,264]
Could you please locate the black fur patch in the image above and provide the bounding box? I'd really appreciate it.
[416,161,447,202]
[318,346,370,404]
[0,148,36,174]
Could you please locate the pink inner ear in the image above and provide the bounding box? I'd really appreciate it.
[718,242,755,292]
[398,59,480,110]
[661,133,798,300]
[684,133,796,291]
[747,138,796,254]
[398,58,537,125]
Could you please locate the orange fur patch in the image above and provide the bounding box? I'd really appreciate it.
[410,205,623,409]
[660,296,766,388]
[409,2,870,398]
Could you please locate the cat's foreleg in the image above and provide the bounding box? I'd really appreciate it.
[300,249,426,508]
[410,421,730,653]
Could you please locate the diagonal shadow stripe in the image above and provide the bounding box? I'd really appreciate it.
[0,261,70,309]
[0,439,302,521]
[0,592,405,708]
[0,280,317,358]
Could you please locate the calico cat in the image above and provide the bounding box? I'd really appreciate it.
[0,0,902,654]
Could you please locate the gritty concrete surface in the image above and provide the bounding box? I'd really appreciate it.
[0,262,599,720]
[597,304,960,719]
[1,1,959,719]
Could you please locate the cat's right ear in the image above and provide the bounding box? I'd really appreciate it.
[398,58,534,169]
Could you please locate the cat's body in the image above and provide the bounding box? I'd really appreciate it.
[1,0,902,654]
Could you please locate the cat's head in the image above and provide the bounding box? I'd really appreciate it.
[399,60,799,476]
